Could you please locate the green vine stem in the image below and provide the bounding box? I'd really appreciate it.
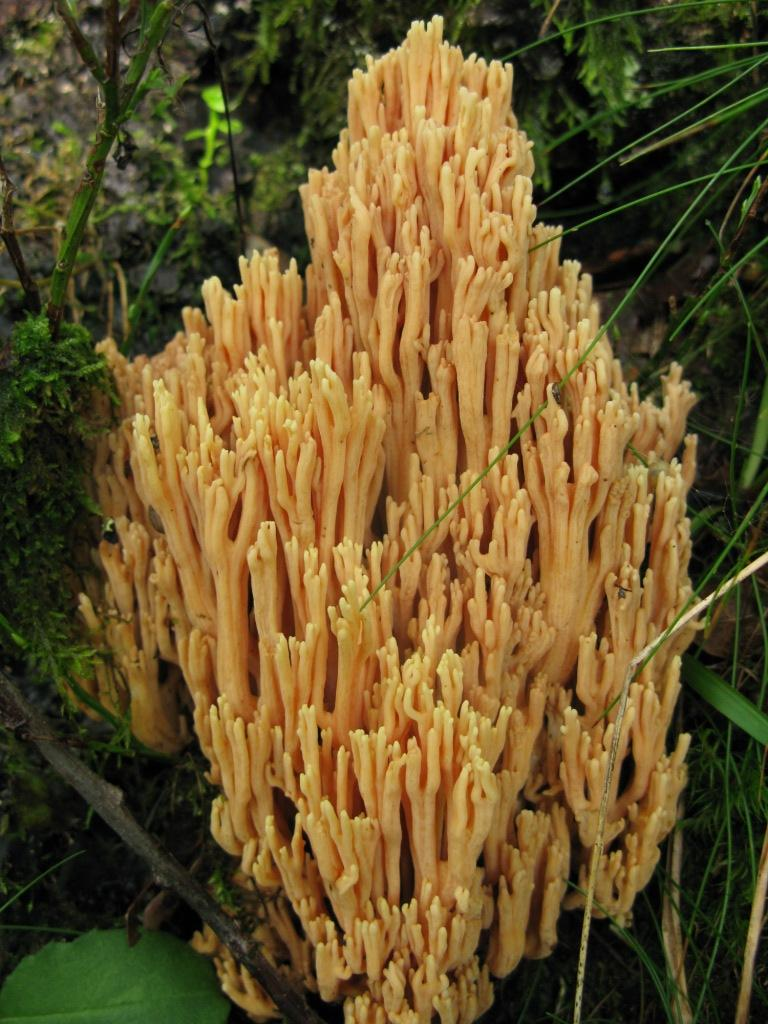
[47,0,175,339]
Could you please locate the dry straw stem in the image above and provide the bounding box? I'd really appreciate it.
[661,798,692,1024]
[573,547,768,1024]
[735,818,768,1024]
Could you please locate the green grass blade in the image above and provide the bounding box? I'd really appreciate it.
[621,86,768,164]
[127,204,192,344]
[543,55,758,155]
[0,850,84,915]
[648,42,768,52]
[528,163,755,254]
[683,654,768,745]
[668,233,768,342]
[540,53,768,207]
[739,370,768,491]
[504,1,745,60]
[642,53,757,91]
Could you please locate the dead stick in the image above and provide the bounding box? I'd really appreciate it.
[0,671,325,1024]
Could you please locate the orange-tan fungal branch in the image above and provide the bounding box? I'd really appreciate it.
[83,17,697,1024]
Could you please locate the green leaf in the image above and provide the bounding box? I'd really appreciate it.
[218,117,243,135]
[201,84,226,114]
[0,929,229,1024]
[738,174,762,228]
[141,66,168,94]
[683,654,768,746]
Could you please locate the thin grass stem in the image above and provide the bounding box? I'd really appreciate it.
[621,87,768,164]
[544,56,758,155]
[528,163,755,255]
[649,43,768,52]
[541,54,767,207]
[0,850,84,915]
[505,1,745,60]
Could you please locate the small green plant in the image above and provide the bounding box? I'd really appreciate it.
[127,84,245,340]
[0,929,229,1024]
[186,85,244,192]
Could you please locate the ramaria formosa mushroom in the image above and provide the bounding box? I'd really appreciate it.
[82,17,698,1023]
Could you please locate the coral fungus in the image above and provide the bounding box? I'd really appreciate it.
[80,17,697,1023]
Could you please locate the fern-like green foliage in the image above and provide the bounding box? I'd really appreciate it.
[0,314,114,684]
[556,0,643,129]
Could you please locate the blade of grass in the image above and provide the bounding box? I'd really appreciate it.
[648,43,768,52]
[127,204,191,345]
[752,573,768,711]
[540,53,768,207]
[700,216,768,496]
[63,675,171,761]
[568,882,679,1022]
[701,219,762,519]
[690,588,746,1023]
[695,722,735,1023]
[667,234,768,343]
[684,798,729,1001]
[543,55,758,155]
[644,54,758,91]
[621,87,768,164]
[739,371,768,491]
[504,1,745,61]
[0,850,84,915]
[660,840,693,1024]
[528,163,756,254]
[682,656,768,746]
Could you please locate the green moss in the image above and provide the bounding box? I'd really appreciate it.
[0,313,115,684]
[249,143,307,214]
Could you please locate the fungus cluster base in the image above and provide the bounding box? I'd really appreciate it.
[80,18,697,1024]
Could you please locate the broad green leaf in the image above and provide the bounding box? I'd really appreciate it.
[0,929,229,1024]
[201,85,226,114]
[683,654,768,746]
